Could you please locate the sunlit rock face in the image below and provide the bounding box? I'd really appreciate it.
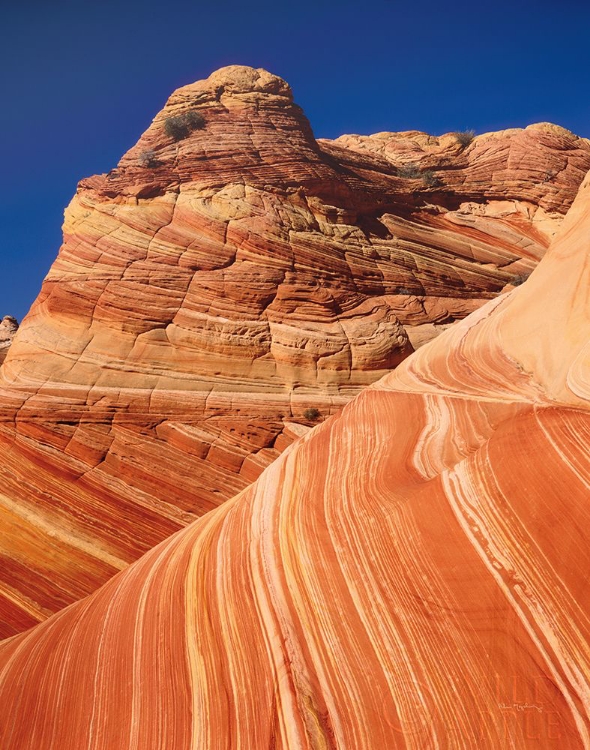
[0,65,589,637]
[2,168,590,749]
[0,316,17,365]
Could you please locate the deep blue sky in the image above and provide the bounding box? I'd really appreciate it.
[2,0,589,320]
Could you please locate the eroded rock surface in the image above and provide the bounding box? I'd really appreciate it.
[0,65,589,636]
[2,163,590,749]
[0,317,17,365]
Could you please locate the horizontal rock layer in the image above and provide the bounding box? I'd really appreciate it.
[1,65,590,636]
[2,165,590,749]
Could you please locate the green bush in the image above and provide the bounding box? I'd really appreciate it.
[453,130,475,148]
[164,111,205,141]
[303,407,321,421]
[397,165,441,187]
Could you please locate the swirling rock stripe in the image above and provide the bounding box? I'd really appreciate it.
[1,64,590,638]
[2,173,590,747]
[0,392,589,747]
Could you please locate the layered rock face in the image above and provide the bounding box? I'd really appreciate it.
[1,65,589,637]
[0,316,18,365]
[2,167,590,749]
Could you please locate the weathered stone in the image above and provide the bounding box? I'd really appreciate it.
[0,66,588,635]
[2,164,590,750]
[0,316,17,365]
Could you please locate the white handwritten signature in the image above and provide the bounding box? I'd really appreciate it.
[499,702,543,713]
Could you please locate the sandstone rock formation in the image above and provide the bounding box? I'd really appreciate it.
[0,316,18,365]
[2,162,590,749]
[0,65,589,637]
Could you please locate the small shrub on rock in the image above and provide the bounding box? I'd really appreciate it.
[138,150,158,168]
[453,129,475,148]
[397,165,441,187]
[421,170,442,187]
[397,164,421,179]
[164,111,205,141]
[303,407,321,421]
[511,272,531,286]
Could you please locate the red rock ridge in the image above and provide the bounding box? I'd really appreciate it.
[0,65,589,636]
[1,165,590,749]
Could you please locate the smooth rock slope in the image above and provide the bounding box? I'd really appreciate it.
[1,65,589,636]
[1,164,589,747]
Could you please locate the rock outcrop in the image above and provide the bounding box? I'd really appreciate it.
[0,316,18,365]
[2,162,590,749]
[0,65,589,637]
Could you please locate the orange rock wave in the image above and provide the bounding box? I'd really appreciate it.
[1,65,589,637]
[1,162,589,746]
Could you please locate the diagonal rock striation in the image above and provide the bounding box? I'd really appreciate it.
[0,65,589,636]
[1,156,590,748]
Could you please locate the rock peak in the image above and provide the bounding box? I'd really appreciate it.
[1,315,17,330]
[166,65,293,109]
[206,65,292,98]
